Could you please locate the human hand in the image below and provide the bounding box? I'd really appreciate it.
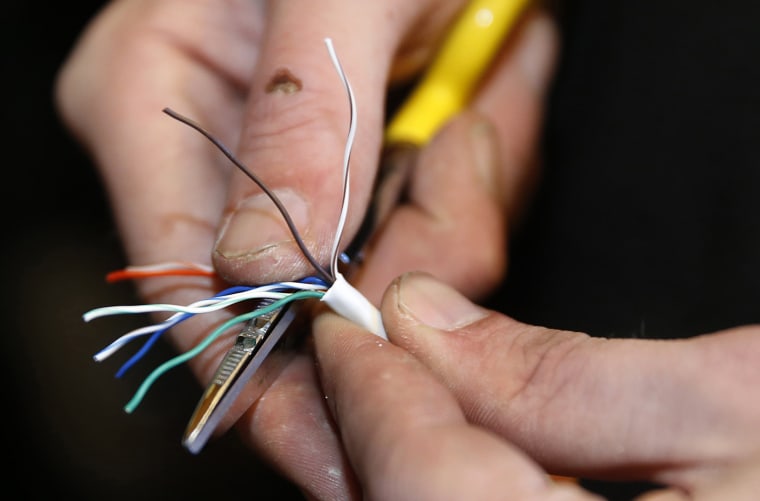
[55,0,556,301]
[56,0,556,497]
[311,271,760,499]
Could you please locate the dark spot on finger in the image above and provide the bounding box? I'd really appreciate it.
[266,68,303,94]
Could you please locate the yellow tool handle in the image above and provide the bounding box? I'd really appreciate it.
[385,0,530,146]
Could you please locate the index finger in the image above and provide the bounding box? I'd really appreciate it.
[211,0,467,285]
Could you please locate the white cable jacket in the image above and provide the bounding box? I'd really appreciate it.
[321,274,388,340]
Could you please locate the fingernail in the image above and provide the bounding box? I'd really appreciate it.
[516,14,555,92]
[397,273,487,331]
[215,189,309,259]
[470,119,499,196]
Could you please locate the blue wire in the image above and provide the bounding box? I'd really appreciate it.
[300,275,329,287]
[114,316,186,378]
[115,285,253,378]
[113,278,324,378]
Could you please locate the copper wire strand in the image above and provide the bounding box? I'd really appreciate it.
[162,107,333,284]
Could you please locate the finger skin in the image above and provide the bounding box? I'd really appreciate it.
[238,352,361,500]
[383,272,760,487]
[313,312,601,501]
[473,8,558,222]
[635,489,689,501]
[55,0,264,274]
[54,0,278,427]
[635,454,760,501]
[684,453,760,501]
[352,111,507,304]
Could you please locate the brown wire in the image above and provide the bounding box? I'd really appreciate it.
[162,107,333,284]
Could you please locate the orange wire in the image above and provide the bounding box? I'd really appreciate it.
[106,269,217,283]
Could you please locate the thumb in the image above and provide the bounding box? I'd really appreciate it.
[381,272,760,482]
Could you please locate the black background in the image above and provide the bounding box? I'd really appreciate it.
[5,1,760,500]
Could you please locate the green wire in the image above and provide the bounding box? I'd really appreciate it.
[124,290,324,413]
